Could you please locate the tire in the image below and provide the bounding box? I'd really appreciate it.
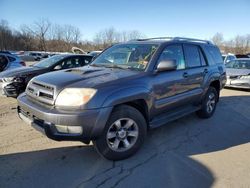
[196,87,218,119]
[93,105,147,161]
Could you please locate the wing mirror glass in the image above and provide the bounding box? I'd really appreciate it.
[156,59,177,72]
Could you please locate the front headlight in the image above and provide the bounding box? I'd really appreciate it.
[55,88,97,107]
[3,77,14,82]
[240,75,250,79]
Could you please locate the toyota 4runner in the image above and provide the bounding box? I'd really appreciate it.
[17,37,226,160]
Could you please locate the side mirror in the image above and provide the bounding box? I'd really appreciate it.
[156,59,177,72]
[54,65,62,70]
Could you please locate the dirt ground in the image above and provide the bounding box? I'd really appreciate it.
[0,88,250,188]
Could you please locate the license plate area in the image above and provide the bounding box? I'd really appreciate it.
[18,108,45,134]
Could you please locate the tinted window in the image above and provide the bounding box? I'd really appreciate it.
[207,46,223,64]
[0,55,8,71]
[183,44,201,68]
[80,56,92,65]
[59,57,82,69]
[158,44,185,70]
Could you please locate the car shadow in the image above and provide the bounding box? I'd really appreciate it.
[1,95,250,188]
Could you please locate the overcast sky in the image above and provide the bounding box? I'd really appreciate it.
[1,0,250,40]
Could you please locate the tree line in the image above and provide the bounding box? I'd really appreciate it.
[1,18,250,54]
[0,18,144,52]
[211,33,250,54]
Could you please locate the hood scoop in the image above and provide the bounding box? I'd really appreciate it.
[65,68,102,75]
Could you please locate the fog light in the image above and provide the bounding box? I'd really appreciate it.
[55,125,83,134]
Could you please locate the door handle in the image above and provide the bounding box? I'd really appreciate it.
[203,69,208,74]
[183,72,189,78]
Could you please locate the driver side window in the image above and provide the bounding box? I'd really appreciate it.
[158,45,185,70]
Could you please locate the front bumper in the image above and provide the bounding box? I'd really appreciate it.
[17,94,113,143]
[0,81,24,97]
[225,78,250,89]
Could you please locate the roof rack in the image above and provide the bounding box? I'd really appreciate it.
[132,37,213,44]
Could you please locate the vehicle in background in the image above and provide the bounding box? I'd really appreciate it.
[29,52,43,61]
[17,37,226,160]
[225,58,250,89]
[0,53,25,73]
[88,51,102,58]
[222,53,236,64]
[0,51,12,55]
[0,54,93,97]
[235,54,250,59]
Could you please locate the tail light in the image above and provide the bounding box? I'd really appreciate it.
[20,61,26,66]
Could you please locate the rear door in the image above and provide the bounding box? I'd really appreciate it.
[183,44,207,100]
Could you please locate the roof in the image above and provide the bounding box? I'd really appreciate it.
[127,37,213,45]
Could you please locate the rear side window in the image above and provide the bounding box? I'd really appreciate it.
[207,46,223,64]
[183,44,201,68]
[158,44,185,70]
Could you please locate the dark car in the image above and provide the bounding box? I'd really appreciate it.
[17,37,226,160]
[0,53,26,72]
[0,54,93,97]
[235,54,250,59]
[225,58,250,89]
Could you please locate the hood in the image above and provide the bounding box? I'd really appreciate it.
[33,66,142,89]
[226,68,250,76]
[0,66,45,78]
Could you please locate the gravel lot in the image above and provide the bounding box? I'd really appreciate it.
[0,89,250,188]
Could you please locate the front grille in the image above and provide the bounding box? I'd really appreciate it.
[26,80,55,105]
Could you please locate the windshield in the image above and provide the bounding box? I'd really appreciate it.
[226,60,250,69]
[33,55,65,68]
[91,44,159,71]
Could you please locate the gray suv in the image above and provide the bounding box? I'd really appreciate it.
[17,37,226,160]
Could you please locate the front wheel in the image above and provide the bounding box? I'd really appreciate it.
[93,105,147,161]
[196,87,218,119]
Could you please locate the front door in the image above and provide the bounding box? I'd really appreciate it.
[152,44,189,116]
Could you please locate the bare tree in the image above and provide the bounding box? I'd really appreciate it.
[211,32,224,48]
[0,20,12,50]
[26,18,51,51]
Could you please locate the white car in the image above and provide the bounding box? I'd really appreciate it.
[222,54,236,64]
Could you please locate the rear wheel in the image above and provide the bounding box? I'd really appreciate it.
[93,105,147,161]
[196,87,218,119]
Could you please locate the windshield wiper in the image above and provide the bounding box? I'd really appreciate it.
[91,64,129,70]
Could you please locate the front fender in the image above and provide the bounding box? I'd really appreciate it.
[102,86,152,108]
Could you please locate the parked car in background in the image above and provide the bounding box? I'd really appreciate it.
[17,37,226,160]
[0,54,93,97]
[235,54,249,59]
[222,53,236,64]
[225,59,250,89]
[30,52,43,61]
[0,52,25,72]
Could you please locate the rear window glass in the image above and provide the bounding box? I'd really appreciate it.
[207,46,223,64]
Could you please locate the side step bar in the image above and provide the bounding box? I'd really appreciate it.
[149,105,201,129]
